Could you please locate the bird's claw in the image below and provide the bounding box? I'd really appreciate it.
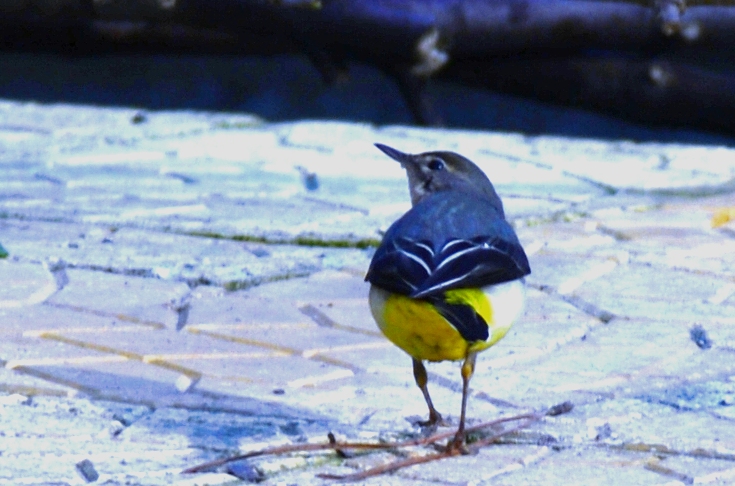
[415,410,448,428]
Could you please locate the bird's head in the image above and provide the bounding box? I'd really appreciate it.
[374,143,502,208]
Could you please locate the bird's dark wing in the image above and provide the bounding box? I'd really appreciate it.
[365,237,434,295]
[411,235,529,298]
[366,191,530,297]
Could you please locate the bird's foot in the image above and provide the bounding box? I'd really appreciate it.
[445,431,470,455]
[415,410,447,428]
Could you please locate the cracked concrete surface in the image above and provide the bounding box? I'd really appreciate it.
[1,100,735,485]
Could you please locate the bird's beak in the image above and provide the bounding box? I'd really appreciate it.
[374,143,414,167]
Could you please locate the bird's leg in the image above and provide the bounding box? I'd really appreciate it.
[449,351,478,453]
[412,358,443,426]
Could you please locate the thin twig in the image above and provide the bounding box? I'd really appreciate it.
[182,440,390,474]
[468,417,540,449]
[319,414,546,481]
[182,402,573,478]
[317,450,453,481]
[317,402,573,481]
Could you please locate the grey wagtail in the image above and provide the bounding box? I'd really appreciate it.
[366,143,531,451]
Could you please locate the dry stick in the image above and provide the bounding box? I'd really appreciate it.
[183,412,534,474]
[182,426,467,475]
[182,402,572,476]
[318,414,545,481]
[319,402,573,482]
[318,451,451,482]
[469,417,540,449]
[182,441,390,474]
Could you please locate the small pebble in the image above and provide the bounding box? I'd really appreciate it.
[75,459,99,483]
[690,324,712,349]
[295,166,319,191]
[131,112,147,124]
[108,419,125,437]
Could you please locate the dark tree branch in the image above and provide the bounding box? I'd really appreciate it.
[3,0,735,135]
[447,55,735,134]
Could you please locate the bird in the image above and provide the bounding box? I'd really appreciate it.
[366,143,531,452]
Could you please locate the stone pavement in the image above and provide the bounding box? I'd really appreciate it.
[1,99,735,485]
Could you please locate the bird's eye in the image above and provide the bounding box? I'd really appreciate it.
[427,158,445,171]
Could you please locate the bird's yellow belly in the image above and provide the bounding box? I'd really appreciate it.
[368,282,524,362]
